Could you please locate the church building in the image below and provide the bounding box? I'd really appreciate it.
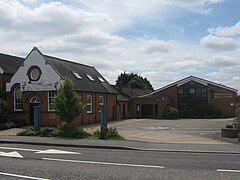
[4,47,117,126]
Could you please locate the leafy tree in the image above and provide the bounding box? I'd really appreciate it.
[0,86,8,123]
[53,78,84,128]
[116,72,153,90]
[237,94,240,104]
[128,76,147,90]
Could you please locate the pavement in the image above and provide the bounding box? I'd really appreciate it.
[0,118,239,154]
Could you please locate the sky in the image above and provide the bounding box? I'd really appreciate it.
[0,0,239,91]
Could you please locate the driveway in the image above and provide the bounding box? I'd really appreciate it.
[1,118,237,144]
[104,118,237,144]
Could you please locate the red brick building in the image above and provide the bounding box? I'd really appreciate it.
[131,76,238,118]
[0,53,24,91]
[4,47,117,126]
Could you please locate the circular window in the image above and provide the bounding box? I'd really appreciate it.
[31,68,40,80]
[27,66,41,81]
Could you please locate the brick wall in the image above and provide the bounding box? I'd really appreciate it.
[208,84,237,117]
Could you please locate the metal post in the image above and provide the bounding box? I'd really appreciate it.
[33,106,40,131]
[100,105,107,139]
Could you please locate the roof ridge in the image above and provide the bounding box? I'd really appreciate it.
[0,53,24,60]
[44,54,94,69]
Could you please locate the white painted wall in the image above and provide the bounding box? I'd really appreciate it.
[6,48,62,92]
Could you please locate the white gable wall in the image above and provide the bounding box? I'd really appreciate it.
[6,48,62,92]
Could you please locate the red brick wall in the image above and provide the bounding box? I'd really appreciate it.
[130,85,177,118]
[208,84,237,117]
[6,86,117,126]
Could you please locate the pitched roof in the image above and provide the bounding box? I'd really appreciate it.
[114,85,152,99]
[0,53,24,74]
[43,54,117,94]
[140,75,238,97]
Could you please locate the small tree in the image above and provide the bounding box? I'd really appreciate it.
[53,78,84,128]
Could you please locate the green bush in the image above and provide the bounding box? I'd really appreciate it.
[17,125,90,139]
[16,125,124,140]
[92,127,124,140]
[236,104,240,124]
[179,103,222,118]
[17,128,39,136]
[162,106,179,119]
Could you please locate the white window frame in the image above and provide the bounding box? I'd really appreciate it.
[99,95,104,112]
[97,77,105,83]
[48,91,57,111]
[85,74,95,81]
[99,96,104,106]
[86,95,93,113]
[72,71,82,79]
[14,86,23,111]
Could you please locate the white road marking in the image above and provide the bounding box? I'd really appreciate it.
[35,149,81,154]
[0,172,50,180]
[0,146,39,152]
[0,146,80,155]
[42,157,165,169]
[217,169,240,173]
[0,151,23,158]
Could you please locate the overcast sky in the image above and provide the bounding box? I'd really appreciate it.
[0,0,239,91]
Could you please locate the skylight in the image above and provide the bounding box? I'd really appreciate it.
[72,71,82,79]
[86,74,95,81]
[97,76,105,83]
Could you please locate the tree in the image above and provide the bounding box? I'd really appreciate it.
[128,76,147,90]
[53,78,84,127]
[116,72,153,90]
[0,86,8,123]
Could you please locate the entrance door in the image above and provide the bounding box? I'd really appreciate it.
[30,103,40,125]
[29,96,41,125]
[141,104,153,118]
[123,103,126,119]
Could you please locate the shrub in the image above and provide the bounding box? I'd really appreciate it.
[92,127,124,140]
[179,103,222,118]
[162,106,179,119]
[237,104,240,124]
[17,128,39,136]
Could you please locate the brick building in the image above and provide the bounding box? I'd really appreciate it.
[1,48,238,124]
[4,47,117,126]
[131,76,238,118]
[0,53,24,91]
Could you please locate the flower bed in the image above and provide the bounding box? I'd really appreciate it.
[221,128,240,138]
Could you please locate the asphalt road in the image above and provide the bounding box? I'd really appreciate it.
[0,143,240,180]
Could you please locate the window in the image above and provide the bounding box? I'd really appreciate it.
[48,91,57,111]
[99,96,104,112]
[87,95,92,113]
[97,77,105,83]
[72,71,82,79]
[99,96,104,106]
[14,86,23,111]
[27,66,41,81]
[189,88,195,94]
[85,74,95,81]
[178,89,183,94]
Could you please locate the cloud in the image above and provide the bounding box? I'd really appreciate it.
[138,39,177,54]
[200,35,239,51]
[208,21,240,37]
[204,55,240,67]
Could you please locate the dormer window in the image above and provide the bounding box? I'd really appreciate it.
[86,74,95,81]
[97,76,105,83]
[27,66,41,81]
[72,71,82,79]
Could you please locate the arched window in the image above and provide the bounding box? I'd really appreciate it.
[14,86,23,111]
[29,96,41,103]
